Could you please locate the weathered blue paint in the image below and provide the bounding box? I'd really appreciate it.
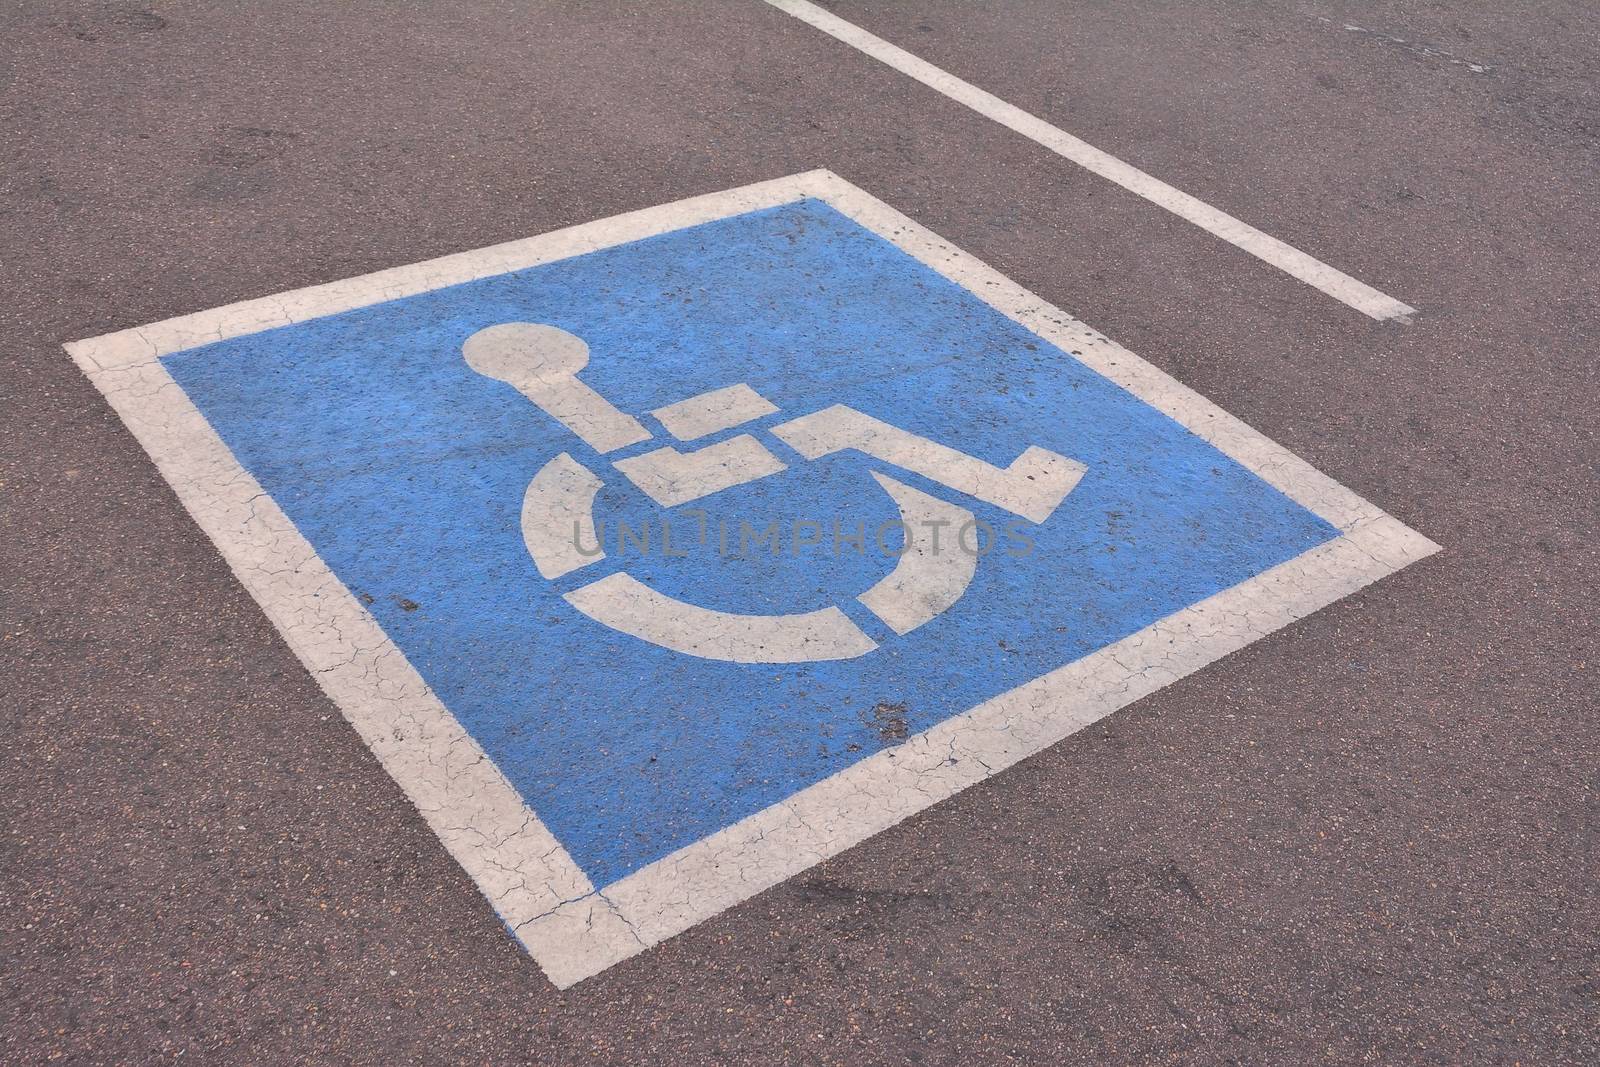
[164,199,1337,886]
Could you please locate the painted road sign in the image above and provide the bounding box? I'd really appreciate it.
[67,170,1437,987]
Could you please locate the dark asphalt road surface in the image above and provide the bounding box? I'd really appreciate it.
[2,1,1596,1062]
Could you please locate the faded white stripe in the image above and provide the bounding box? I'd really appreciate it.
[764,0,1417,322]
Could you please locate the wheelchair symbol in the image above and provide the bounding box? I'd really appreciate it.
[465,323,1087,664]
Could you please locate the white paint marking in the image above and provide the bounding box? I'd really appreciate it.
[564,572,877,663]
[653,382,780,440]
[1316,16,1493,74]
[596,515,1432,953]
[68,169,1439,988]
[62,342,611,989]
[464,322,651,454]
[772,403,1085,523]
[856,473,977,635]
[764,0,1418,322]
[613,434,788,507]
[521,453,605,579]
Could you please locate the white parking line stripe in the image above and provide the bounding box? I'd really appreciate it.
[764,0,1418,323]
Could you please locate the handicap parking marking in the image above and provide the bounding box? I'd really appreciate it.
[66,170,1438,987]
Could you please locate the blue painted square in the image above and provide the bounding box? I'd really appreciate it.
[164,199,1337,887]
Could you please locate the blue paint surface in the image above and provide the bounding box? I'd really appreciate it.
[165,200,1337,886]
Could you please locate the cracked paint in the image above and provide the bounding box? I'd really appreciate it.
[65,171,1437,988]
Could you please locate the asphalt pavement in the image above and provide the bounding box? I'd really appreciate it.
[1,1,1596,1062]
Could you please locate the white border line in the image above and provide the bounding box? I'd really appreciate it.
[68,169,1438,988]
[764,0,1417,323]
